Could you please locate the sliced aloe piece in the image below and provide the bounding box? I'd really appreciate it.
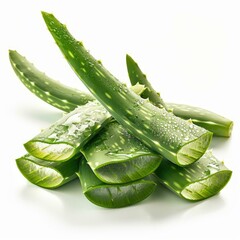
[24,100,111,161]
[42,12,212,166]
[155,151,232,201]
[167,103,233,137]
[77,157,157,208]
[16,154,80,189]
[82,121,162,184]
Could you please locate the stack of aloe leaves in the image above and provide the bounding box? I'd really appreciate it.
[10,12,233,208]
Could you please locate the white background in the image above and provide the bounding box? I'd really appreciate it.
[1,0,239,239]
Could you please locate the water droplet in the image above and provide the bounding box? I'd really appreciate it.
[184,136,189,141]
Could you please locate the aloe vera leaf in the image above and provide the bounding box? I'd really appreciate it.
[167,103,233,137]
[24,100,111,161]
[9,50,95,112]
[126,54,233,138]
[126,54,167,109]
[77,157,157,208]
[42,12,213,166]
[16,153,80,189]
[155,150,232,201]
[82,121,162,184]
[9,50,233,137]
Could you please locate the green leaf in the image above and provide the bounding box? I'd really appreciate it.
[24,101,111,161]
[9,50,94,112]
[167,103,234,137]
[82,121,162,183]
[155,150,232,201]
[42,12,212,166]
[77,157,157,208]
[16,154,80,189]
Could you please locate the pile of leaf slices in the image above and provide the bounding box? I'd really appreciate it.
[10,12,233,208]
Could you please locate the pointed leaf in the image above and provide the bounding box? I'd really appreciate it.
[42,12,212,166]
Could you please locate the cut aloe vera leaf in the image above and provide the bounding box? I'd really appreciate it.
[82,121,162,184]
[9,50,233,137]
[9,50,95,112]
[155,150,232,201]
[126,54,167,110]
[77,157,157,208]
[16,153,80,189]
[24,100,111,161]
[42,12,212,166]
[167,103,233,137]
